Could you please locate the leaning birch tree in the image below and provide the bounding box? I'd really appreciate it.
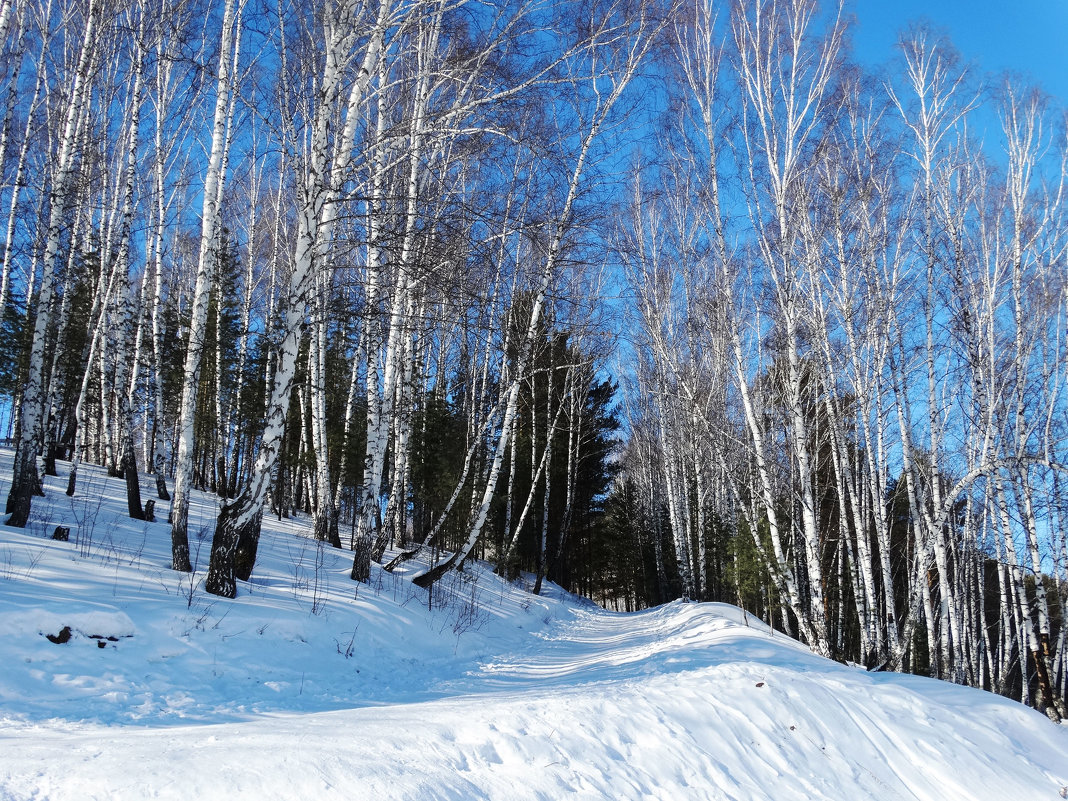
[414,0,673,589]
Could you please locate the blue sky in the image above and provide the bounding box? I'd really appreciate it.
[850,0,1068,103]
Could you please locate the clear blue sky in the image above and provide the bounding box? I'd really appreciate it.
[849,0,1068,104]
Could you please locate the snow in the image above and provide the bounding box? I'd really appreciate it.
[0,450,1065,800]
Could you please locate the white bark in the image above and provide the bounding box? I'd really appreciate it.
[6,0,102,526]
[169,0,244,569]
[414,0,666,587]
[207,0,393,596]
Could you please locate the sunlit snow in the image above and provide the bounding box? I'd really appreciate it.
[1,450,1065,800]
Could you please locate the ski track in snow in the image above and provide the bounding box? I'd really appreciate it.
[0,450,1066,800]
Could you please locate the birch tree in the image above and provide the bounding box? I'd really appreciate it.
[6,0,103,526]
[414,0,673,590]
[169,0,245,571]
[206,0,395,597]
[726,0,848,657]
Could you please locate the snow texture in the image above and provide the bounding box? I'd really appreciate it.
[0,449,1065,800]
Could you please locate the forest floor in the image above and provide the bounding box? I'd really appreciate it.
[0,448,1066,800]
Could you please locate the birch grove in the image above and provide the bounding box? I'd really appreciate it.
[620,1,1068,719]
[0,0,1065,719]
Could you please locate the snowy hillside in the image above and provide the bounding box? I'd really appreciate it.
[1,453,1066,801]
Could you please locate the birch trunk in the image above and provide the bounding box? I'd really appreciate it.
[207,0,390,597]
[6,0,101,526]
[169,0,243,571]
[0,7,40,329]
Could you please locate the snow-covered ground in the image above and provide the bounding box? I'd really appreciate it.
[1,451,1065,800]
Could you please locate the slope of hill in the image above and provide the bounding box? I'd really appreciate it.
[0,451,1065,800]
